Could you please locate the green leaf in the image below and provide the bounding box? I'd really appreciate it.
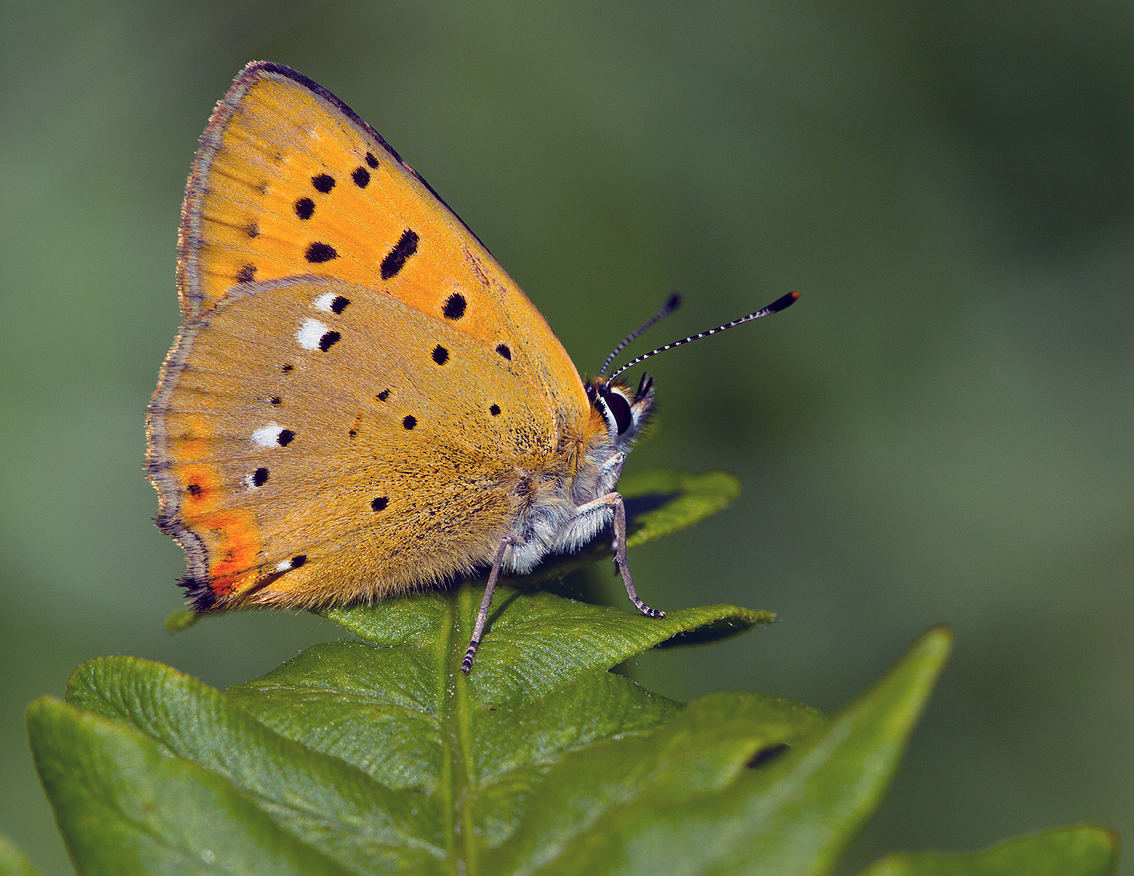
[856,825,1120,876]
[321,585,772,705]
[28,600,965,876]
[26,696,356,876]
[0,835,47,876]
[29,591,810,876]
[512,626,954,876]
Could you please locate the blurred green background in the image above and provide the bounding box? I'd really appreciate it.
[2,1,1132,873]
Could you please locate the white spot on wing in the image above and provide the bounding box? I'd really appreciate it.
[313,292,338,312]
[251,423,283,447]
[296,318,329,350]
[275,559,293,572]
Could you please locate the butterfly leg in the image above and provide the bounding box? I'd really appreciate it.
[575,492,665,620]
[461,535,513,674]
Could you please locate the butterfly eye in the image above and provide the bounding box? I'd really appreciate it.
[600,387,634,436]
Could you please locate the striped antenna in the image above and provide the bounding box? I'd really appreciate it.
[598,293,682,377]
[606,291,800,382]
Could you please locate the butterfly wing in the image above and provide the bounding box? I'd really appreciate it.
[148,276,561,609]
[178,61,586,426]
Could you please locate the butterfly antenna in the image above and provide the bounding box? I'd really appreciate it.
[598,293,683,376]
[607,291,800,382]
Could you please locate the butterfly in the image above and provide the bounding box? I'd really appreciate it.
[146,61,797,672]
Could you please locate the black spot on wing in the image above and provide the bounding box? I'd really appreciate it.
[295,197,315,220]
[306,242,337,263]
[443,293,467,320]
[380,229,419,279]
[312,174,335,193]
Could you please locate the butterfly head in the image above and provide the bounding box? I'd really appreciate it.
[585,371,655,453]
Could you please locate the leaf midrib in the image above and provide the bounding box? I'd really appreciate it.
[437,583,476,874]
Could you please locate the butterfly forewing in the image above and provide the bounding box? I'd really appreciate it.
[179,61,586,425]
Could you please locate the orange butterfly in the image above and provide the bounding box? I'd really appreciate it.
[147,62,797,671]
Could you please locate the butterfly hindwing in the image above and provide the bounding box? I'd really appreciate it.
[148,276,559,608]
